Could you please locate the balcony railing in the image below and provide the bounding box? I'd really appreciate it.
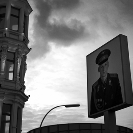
[0,28,29,46]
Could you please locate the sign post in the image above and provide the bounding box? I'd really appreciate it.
[104,111,117,133]
[86,34,133,132]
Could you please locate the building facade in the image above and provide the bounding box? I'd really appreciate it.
[0,0,32,132]
[28,123,133,133]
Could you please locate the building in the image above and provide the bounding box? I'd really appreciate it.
[0,0,32,132]
[27,123,133,133]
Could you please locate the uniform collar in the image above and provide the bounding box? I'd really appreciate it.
[99,73,109,85]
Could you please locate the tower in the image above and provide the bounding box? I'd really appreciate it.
[0,0,32,132]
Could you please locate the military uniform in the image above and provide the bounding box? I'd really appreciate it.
[90,49,123,115]
[90,73,123,115]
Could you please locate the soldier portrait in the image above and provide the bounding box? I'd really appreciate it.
[90,49,123,115]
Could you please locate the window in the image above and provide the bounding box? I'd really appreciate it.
[0,50,1,72]
[69,131,79,133]
[0,6,6,29]
[5,51,15,80]
[10,6,20,31]
[23,14,26,33]
[80,130,91,133]
[91,124,101,130]
[19,56,23,81]
[50,125,58,132]
[91,130,101,133]
[1,104,12,133]
[59,125,68,131]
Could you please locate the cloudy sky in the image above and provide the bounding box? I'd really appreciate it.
[22,0,133,133]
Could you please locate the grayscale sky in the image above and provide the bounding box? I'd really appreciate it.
[22,0,133,132]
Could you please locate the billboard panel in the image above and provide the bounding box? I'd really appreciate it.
[86,34,133,118]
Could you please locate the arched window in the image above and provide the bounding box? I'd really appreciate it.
[0,50,1,72]
[1,104,12,133]
[10,6,20,31]
[0,6,6,29]
[23,14,26,34]
[5,51,15,80]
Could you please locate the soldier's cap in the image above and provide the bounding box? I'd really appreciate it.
[96,49,111,65]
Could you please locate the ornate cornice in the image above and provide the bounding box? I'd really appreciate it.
[0,88,29,107]
[19,0,33,14]
[0,37,30,55]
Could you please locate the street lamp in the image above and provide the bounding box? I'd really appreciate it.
[39,104,80,133]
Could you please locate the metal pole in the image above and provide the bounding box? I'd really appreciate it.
[104,110,117,133]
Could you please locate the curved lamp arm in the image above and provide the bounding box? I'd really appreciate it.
[39,104,80,133]
[39,105,63,128]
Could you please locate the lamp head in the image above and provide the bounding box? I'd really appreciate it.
[64,104,80,108]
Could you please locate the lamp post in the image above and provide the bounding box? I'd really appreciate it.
[39,104,80,133]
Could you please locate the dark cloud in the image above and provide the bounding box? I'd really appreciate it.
[34,0,83,42]
[34,0,81,29]
[28,0,133,60]
[34,0,51,28]
[28,20,85,60]
[28,0,84,60]
[115,0,133,24]
[46,22,85,43]
[50,0,81,9]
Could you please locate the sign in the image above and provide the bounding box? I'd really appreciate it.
[86,34,133,118]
